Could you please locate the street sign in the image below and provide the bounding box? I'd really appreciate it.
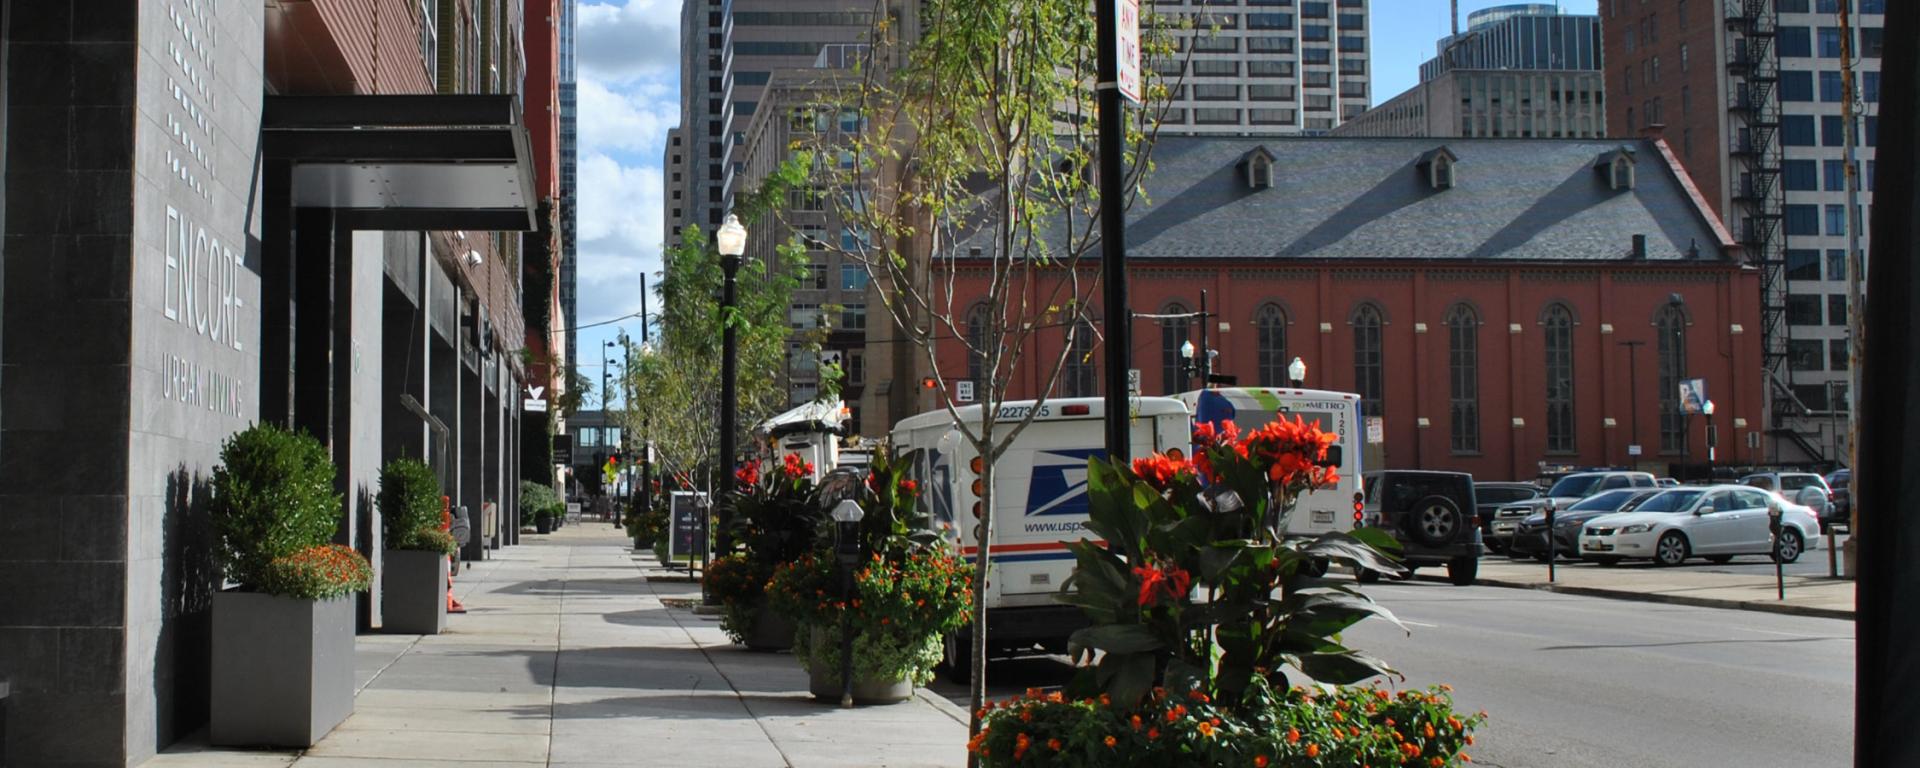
[1115,0,1142,103]
[1628,444,1643,457]
[956,380,975,403]
[523,398,548,413]
[1127,369,1141,395]
[1365,417,1385,445]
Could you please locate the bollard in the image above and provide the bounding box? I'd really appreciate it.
[1544,499,1557,583]
[1828,528,1839,579]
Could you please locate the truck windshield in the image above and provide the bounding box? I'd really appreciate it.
[1546,475,1604,498]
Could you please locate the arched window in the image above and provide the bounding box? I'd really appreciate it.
[1161,303,1192,395]
[1657,303,1689,453]
[1543,303,1577,453]
[1446,303,1479,453]
[1062,320,1098,397]
[1253,304,1288,387]
[1352,303,1385,422]
[965,304,989,384]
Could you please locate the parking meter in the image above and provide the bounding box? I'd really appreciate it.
[1544,499,1558,582]
[1768,499,1785,600]
[831,500,866,708]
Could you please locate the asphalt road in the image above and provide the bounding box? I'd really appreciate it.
[935,582,1854,768]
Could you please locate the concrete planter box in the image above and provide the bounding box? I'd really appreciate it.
[210,590,356,747]
[382,549,449,634]
[744,603,795,652]
[803,626,913,705]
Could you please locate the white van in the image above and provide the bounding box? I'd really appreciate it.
[1175,388,1366,538]
[891,396,1191,680]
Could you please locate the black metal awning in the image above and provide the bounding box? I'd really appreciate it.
[263,94,538,231]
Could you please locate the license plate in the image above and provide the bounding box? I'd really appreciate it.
[1583,541,1613,552]
[1312,511,1334,524]
[1493,523,1515,534]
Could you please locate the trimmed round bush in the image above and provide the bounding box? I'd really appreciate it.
[210,423,348,592]
[259,544,375,601]
[379,458,445,551]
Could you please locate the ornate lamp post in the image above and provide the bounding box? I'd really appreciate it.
[714,214,748,560]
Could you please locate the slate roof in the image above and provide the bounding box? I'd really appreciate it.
[979,136,1733,263]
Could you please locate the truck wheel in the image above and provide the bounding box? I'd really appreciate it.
[1447,556,1479,586]
[941,630,972,685]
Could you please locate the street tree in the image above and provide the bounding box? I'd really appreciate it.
[811,0,1188,744]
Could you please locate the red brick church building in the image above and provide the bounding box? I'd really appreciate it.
[933,136,1761,482]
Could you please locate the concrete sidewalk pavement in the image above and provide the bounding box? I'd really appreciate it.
[142,526,969,768]
[1467,558,1855,620]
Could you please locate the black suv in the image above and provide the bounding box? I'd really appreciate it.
[1358,471,1483,586]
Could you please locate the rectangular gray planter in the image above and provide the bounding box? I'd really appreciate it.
[382,549,449,635]
[210,590,356,748]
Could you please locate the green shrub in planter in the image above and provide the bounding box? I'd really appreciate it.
[380,458,451,554]
[210,423,366,596]
[520,481,561,519]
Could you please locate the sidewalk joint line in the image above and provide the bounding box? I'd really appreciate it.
[638,550,798,768]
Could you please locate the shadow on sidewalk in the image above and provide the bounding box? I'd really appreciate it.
[490,577,658,597]
[444,645,810,695]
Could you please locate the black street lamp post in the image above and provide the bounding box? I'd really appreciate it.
[713,214,749,573]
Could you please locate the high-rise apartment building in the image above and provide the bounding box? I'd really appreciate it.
[1151,0,1372,135]
[561,0,581,368]
[1339,4,1606,138]
[668,0,872,247]
[1603,0,1884,464]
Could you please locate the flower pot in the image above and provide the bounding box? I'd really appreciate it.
[803,626,913,705]
[381,549,449,634]
[210,590,356,747]
[536,516,553,534]
[743,603,795,652]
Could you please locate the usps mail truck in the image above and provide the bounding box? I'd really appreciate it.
[892,396,1191,681]
[1176,388,1366,538]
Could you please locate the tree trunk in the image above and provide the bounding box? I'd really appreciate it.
[965,420,996,764]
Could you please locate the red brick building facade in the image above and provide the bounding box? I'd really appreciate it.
[923,136,1763,482]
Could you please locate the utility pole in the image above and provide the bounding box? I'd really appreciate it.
[1620,340,1644,466]
[1097,0,1137,462]
[1839,0,1864,576]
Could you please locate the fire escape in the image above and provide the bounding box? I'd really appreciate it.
[1726,0,1821,461]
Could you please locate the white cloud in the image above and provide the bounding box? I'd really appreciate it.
[575,152,666,325]
[578,77,678,157]
[577,0,681,84]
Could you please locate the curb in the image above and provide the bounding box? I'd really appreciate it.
[1471,576,1855,620]
[915,686,972,727]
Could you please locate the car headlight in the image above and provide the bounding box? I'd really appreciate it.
[1620,523,1656,534]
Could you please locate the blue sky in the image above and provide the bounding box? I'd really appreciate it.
[570,0,1599,399]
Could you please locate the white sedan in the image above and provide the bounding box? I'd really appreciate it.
[1579,485,1821,567]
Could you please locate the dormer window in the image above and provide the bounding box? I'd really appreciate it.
[1416,146,1459,191]
[1239,146,1276,190]
[1594,147,1638,191]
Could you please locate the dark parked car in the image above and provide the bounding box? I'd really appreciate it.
[1359,471,1483,586]
[1473,482,1542,554]
[1508,488,1659,561]
[1825,469,1850,530]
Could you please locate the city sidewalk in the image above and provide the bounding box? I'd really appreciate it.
[1469,558,1855,620]
[141,525,970,768]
